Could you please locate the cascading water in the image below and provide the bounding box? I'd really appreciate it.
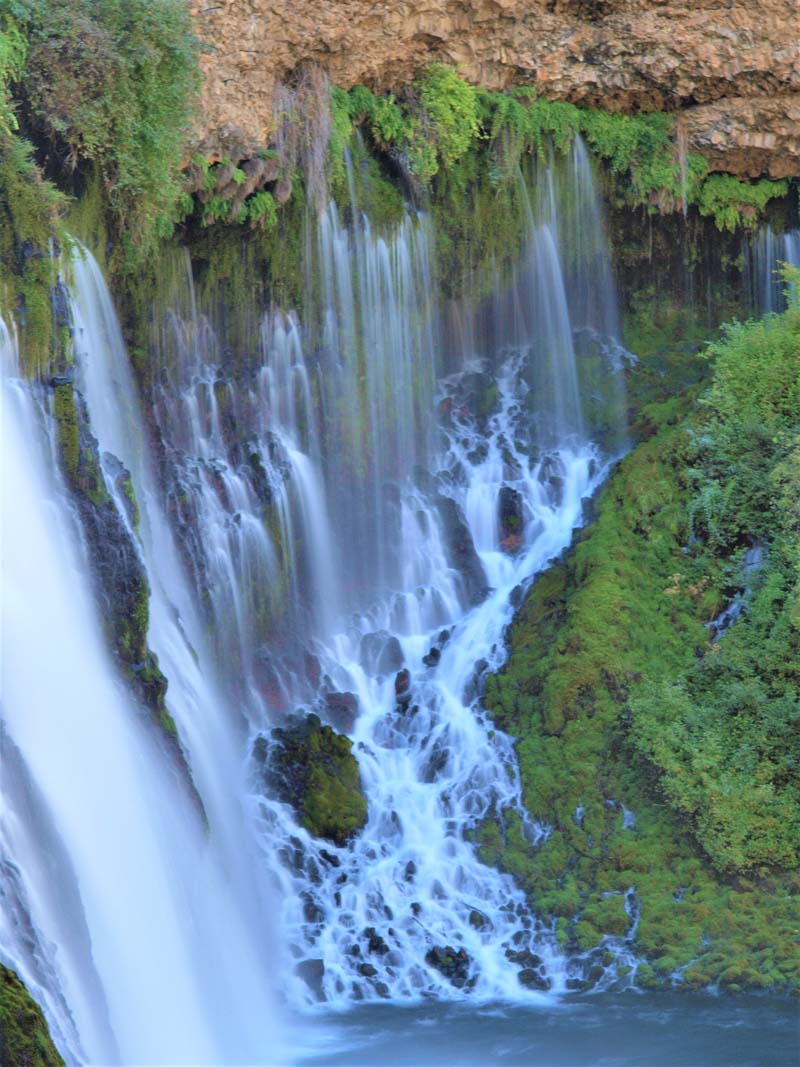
[0,317,285,1064]
[2,127,631,1062]
[121,136,631,1007]
[744,224,800,313]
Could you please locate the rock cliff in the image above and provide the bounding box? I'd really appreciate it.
[189,0,800,178]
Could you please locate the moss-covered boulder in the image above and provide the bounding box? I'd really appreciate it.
[0,966,63,1067]
[255,713,368,846]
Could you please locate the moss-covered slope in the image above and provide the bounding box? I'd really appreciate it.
[481,282,800,992]
[0,966,63,1067]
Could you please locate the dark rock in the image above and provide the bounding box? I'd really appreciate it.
[301,891,324,924]
[435,494,488,607]
[539,454,566,507]
[422,645,441,668]
[273,176,293,203]
[468,909,491,931]
[295,958,325,999]
[498,485,525,554]
[506,949,542,968]
[374,982,390,998]
[360,630,404,676]
[421,742,449,782]
[566,977,591,991]
[358,963,378,978]
[323,691,359,733]
[48,370,74,387]
[256,713,368,846]
[304,650,322,690]
[519,968,551,991]
[404,860,417,882]
[319,849,340,868]
[394,668,412,706]
[363,927,390,956]
[425,945,471,989]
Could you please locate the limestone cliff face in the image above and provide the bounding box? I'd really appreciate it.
[189,0,800,178]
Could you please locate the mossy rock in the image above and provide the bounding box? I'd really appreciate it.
[257,713,368,846]
[0,966,63,1067]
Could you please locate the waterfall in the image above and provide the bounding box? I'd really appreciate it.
[2,128,629,1061]
[744,224,800,313]
[1,306,286,1061]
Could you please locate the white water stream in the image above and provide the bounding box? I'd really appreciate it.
[1,320,285,1064]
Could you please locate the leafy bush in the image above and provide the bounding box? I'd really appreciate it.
[696,174,790,233]
[629,276,800,873]
[10,0,200,267]
[335,67,792,229]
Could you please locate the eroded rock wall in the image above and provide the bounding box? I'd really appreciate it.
[189,0,800,177]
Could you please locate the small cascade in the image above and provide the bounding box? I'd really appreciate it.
[261,354,607,1005]
[744,224,800,313]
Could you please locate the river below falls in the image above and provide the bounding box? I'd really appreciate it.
[294,995,798,1067]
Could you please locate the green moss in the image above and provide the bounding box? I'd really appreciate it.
[0,966,63,1067]
[263,713,368,846]
[16,0,200,269]
[696,174,790,233]
[52,382,79,475]
[482,294,800,990]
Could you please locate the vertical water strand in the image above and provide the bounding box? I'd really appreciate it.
[315,195,439,607]
[556,136,631,452]
[518,162,585,446]
[744,224,800,314]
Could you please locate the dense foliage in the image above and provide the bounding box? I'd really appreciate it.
[330,69,792,233]
[482,275,800,990]
[630,276,800,873]
[0,0,199,269]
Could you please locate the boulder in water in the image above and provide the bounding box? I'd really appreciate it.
[394,667,412,707]
[360,630,404,676]
[518,968,551,991]
[422,645,441,668]
[256,713,368,846]
[295,958,325,1000]
[323,690,359,733]
[435,494,489,607]
[425,945,471,988]
[498,485,525,555]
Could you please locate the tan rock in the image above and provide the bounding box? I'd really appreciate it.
[188,0,800,178]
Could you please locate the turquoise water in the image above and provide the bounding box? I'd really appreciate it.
[296,994,798,1066]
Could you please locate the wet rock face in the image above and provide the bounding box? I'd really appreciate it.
[359,630,404,677]
[51,383,172,732]
[498,485,525,555]
[435,494,489,607]
[255,713,368,846]
[189,0,799,179]
[323,690,359,733]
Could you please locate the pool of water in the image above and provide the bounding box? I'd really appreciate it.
[294,994,798,1067]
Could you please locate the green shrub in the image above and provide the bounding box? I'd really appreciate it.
[13,0,201,267]
[696,174,790,232]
